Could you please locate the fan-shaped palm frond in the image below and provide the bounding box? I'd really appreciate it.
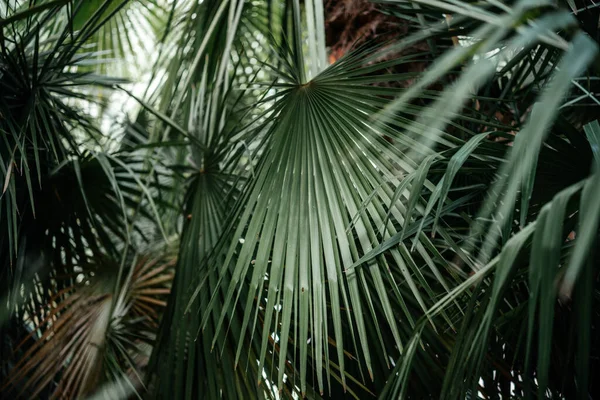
[1,4,172,395]
[2,248,175,399]
[2,0,174,76]
[4,0,600,398]
[142,2,277,397]
[180,35,486,396]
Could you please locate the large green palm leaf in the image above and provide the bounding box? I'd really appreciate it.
[182,37,481,395]
[363,0,600,398]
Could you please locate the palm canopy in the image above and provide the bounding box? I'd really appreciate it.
[1,0,600,399]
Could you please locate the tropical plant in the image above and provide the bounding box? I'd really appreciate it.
[1,0,600,399]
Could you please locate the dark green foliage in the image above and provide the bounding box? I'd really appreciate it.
[2,0,600,399]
